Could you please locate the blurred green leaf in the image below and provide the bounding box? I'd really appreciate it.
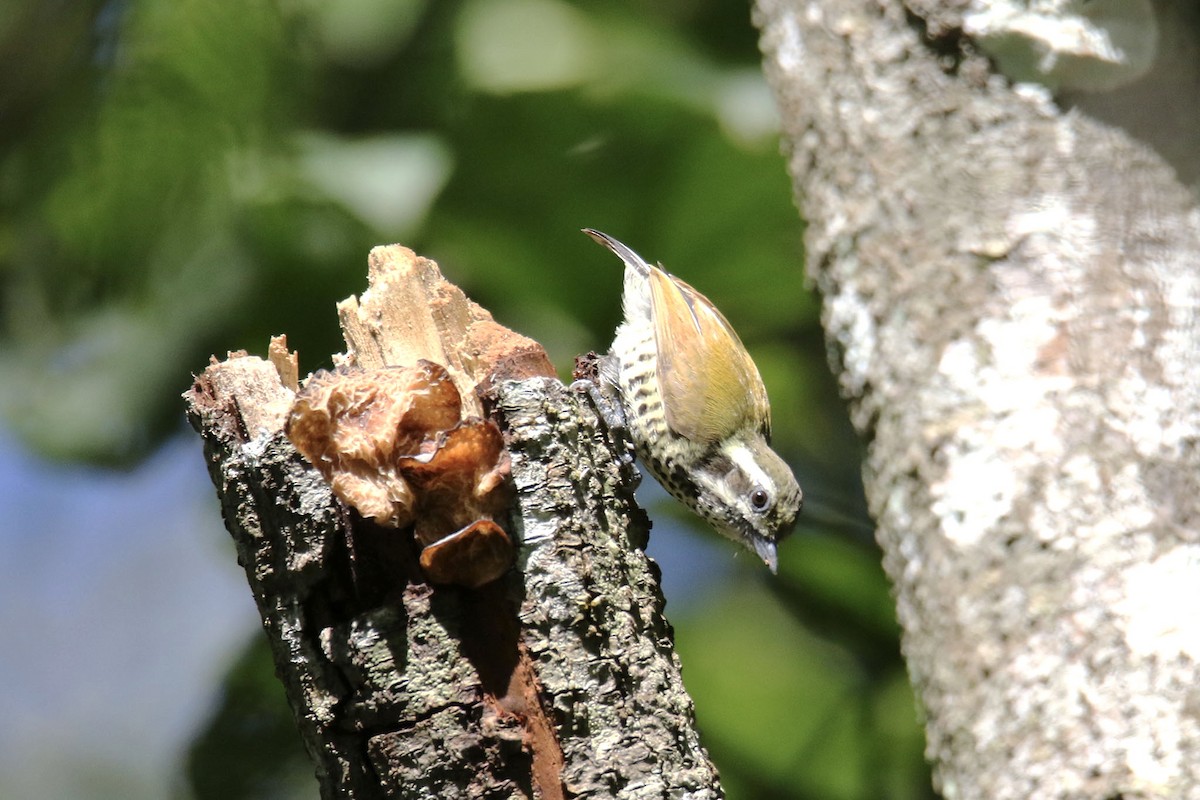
[186,637,316,800]
[677,579,870,799]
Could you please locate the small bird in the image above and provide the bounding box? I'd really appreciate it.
[583,228,802,572]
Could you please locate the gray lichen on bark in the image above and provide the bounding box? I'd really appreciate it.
[755,0,1200,797]
[499,378,720,799]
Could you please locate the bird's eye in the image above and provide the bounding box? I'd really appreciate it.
[750,487,771,512]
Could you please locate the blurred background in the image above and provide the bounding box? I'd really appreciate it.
[0,1,932,798]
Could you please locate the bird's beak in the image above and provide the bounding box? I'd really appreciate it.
[752,538,779,574]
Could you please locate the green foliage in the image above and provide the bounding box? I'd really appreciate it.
[0,0,931,796]
[185,638,314,800]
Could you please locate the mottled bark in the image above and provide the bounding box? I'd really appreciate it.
[184,246,721,799]
[755,1,1200,798]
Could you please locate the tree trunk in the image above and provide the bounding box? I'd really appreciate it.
[183,246,722,799]
[754,1,1200,798]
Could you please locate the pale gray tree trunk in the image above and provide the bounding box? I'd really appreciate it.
[754,1,1200,797]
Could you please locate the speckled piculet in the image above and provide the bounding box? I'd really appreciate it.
[583,229,803,572]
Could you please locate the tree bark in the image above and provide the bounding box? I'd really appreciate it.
[184,246,721,799]
[754,1,1200,798]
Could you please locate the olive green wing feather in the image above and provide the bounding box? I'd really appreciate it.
[648,267,771,445]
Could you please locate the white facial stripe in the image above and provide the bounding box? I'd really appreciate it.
[724,438,773,495]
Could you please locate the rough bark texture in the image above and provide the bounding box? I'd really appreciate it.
[755,1,1200,798]
[184,246,721,799]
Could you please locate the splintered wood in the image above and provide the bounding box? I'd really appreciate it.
[200,244,555,587]
[336,245,555,416]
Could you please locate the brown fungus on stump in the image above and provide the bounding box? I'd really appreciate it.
[285,245,555,589]
[286,360,514,588]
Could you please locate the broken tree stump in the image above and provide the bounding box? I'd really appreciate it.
[184,244,723,799]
